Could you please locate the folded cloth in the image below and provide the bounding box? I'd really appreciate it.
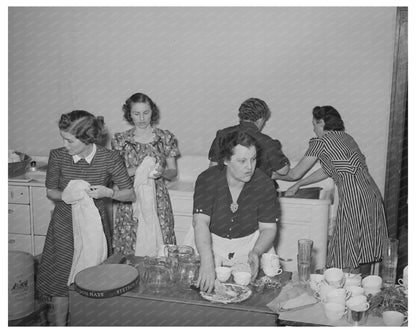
[267,281,318,313]
[133,156,164,256]
[62,179,108,286]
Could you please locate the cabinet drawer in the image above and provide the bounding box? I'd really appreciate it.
[8,234,32,254]
[8,204,31,234]
[8,186,30,204]
[34,236,46,256]
[32,187,54,235]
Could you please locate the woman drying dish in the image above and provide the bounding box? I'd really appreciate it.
[36,110,135,325]
[193,130,280,293]
[274,106,388,274]
[112,92,180,256]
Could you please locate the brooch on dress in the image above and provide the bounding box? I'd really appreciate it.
[230,202,239,213]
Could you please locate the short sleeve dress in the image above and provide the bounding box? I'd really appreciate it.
[305,131,388,269]
[112,127,180,255]
[193,166,280,239]
[36,146,132,299]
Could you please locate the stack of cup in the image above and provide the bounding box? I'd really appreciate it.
[297,239,313,283]
[346,295,370,326]
[261,253,283,277]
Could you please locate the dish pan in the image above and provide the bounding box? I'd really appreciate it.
[200,283,252,304]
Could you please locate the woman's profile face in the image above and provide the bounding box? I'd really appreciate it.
[60,131,89,156]
[312,117,324,138]
[131,102,152,129]
[224,144,257,184]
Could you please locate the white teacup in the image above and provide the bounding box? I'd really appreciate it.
[322,288,347,305]
[309,273,324,292]
[346,295,369,312]
[362,275,382,295]
[323,302,347,322]
[324,268,345,288]
[382,311,406,326]
[215,266,231,282]
[261,253,283,277]
[346,286,365,297]
[233,271,251,286]
[398,266,408,289]
[318,282,337,300]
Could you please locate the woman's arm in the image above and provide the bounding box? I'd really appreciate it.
[162,156,177,181]
[46,189,63,202]
[87,186,136,202]
[285,168,329,196]
[272,155,318,181]
[193,213,216,293]
[248,222,277,281]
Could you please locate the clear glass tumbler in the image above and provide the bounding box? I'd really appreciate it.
[298,239,313,263]
[381,238,399,287]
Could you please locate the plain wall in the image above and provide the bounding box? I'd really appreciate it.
[8,7,396,192]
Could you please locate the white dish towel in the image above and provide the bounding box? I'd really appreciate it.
[62,179,107,286]
[133,156,164,257]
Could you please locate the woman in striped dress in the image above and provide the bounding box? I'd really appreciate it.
[274,106,388,273]
[36,110,135,325]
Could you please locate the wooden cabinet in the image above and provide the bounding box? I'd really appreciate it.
[8,185,33,254]
[8,182,54,256]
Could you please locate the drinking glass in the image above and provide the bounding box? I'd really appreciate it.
[298,239,313,263]
[381,238,399,287]
[297,254,311,283]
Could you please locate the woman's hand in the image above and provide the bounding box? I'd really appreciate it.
[148,163,165,179]
[285,184,300,197]
[248,250,260,282]
[87,185,113,199]
[196,260,216,293]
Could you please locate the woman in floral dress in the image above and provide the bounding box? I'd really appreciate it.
[112,92,180,255]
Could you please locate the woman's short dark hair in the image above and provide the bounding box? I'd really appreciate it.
[59,110,106,144]
[218,131,258,168]
[312,106,345,131]
[238,98,270,122]
[122,92,160,126]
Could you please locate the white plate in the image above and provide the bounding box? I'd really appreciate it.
[200,283,252,304]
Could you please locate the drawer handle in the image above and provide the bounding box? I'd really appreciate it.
[8,209,14,214]
[9,239,16,244]
[10,191,14,199]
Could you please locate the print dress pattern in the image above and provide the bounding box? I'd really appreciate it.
[305,131,388,269]
[112,127,180,255]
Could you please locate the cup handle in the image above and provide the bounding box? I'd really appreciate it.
[277,268,283,275]
[398,278,404,286]
[364,303,370,311]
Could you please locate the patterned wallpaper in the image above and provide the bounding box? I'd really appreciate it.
[8,7,396,192]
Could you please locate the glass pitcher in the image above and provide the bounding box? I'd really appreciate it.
[143,256,172,293]
[177,254,200,290]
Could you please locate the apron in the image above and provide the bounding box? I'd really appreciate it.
[183,225,275,267]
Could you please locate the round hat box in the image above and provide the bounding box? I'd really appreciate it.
[74,264,139,298]
[8,251,35,320]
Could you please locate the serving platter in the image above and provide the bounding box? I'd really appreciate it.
[200,283,252,304]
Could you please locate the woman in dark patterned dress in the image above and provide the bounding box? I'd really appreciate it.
[112,92,180,256]
[275,106,388,273]
[36,110,135,325]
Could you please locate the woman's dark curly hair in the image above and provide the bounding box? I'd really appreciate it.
[238,97,270,122]
[59,110,106,144]
[122,92,160,125]
[217,130,258,169]
[312,106,345,131]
